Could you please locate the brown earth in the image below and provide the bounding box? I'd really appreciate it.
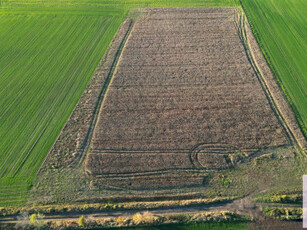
[85,8,291,189]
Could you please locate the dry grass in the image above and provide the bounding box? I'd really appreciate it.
[0,196,235,217]
[45,210,248,229]
[94,171,206,189]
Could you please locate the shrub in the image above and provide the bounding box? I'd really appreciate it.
[116,216,124,224]
[78,215,85,227]
[132,212,143,224]
[142,211,158,224]
[30,214,37,225]
[29,213,45,227]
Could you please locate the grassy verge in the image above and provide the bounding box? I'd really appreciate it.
[264,207,302,220]
[1,211,249,229]
[0,196,235,217]
[255,188,302,204]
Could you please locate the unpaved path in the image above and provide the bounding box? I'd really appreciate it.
[0,197,254,224]
[0,196,300,224]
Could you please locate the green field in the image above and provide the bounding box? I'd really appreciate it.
[1,0,236,9]
[0,0,237,206]
[240,0,307,137]
[0,3,126,206]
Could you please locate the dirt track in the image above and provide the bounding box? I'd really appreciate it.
[0,196,301,228]
[0,197,265,223]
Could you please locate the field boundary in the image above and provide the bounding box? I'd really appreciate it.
[237,11,307,153]
[78,20,134,166]
[239,0,307,141]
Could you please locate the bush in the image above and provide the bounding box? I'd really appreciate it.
[132,212,159,225]
[29,213,44,227]
[264,207,302,220]
[116,216,124,224]
[78,215,85,227]
[30,214,37,225]
[132,212,143,224]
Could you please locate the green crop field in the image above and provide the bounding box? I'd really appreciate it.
[240,0,307,137]
[0,0,237,207]
[0,4,126,206]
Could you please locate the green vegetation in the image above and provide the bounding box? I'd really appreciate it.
[78,215,85,227]
[240,0,307,137]
[257,194,302,204]
[255,188,302,204]
[0,8,124,206]
[28,213,44,227]
[29,213,37,226]
[0,0,237,207]
[264,207,302,220]
[1,0,237,10]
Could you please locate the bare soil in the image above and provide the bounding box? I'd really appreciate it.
[85,8,291,189]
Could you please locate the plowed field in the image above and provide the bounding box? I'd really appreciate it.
[85,8,290,189]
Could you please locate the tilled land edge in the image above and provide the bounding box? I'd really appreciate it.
[244,17,307,153]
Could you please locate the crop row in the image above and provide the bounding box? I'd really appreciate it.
[0,12,123,205]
